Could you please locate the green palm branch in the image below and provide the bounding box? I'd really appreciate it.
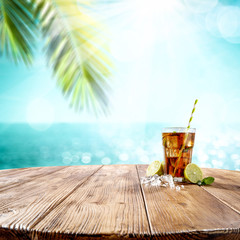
[0,0,37,65]
[0,0,113,116]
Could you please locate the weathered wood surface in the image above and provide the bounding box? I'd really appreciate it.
[138,165,240,239]
[202,168,240,214]
[0,165,239,239]
[31,165,150,239]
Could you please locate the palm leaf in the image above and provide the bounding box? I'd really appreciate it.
[0,0,37,65]
[37,0,114,116]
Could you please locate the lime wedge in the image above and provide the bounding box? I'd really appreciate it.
[184,163,203,183]
[146,161,164,176]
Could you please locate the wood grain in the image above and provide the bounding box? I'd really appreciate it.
[30,165,150,239]
[201,168,240,214]
[0,165,239,239]
[0,165,102,239]
[137,165,240,240]
[0,166,65,192]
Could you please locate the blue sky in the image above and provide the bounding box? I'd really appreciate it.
[1,0,240,131]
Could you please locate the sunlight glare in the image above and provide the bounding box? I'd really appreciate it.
[110,28,155,62]
[134,0,179,17]
[26,98,55,131]
[110,0,181,62]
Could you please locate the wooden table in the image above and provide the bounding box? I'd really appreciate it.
[0,165,239,239]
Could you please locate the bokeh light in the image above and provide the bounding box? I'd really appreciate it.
[101,157,111,165]
[81,153,92,164]
[184,0,218,13]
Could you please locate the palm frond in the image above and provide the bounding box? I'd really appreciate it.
[0,0,37,65]
[38,0,114,116]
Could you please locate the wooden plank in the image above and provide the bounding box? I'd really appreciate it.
[29,165,151,239]
[137,164,240,240]
[0,165,101,239]
[201,168,240,214]
[1,165,239,239]
[0,166,65,192]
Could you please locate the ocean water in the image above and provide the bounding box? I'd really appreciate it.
[0,123,239,171]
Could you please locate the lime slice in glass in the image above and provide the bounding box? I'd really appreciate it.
[184,163,203,183]
[146,161,164,176]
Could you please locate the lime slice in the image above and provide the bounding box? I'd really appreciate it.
[146,161,164,176]
[184,163,203,183]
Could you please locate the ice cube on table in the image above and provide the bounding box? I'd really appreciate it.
[141,176,151,184]
[151,179,161,186]
[175,186,181,191]
[161,174,174,183]
[141,174,186,190]
[174,177,183,182]
[161,175,175,188]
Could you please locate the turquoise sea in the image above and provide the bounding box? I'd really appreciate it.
[0,123,239,171]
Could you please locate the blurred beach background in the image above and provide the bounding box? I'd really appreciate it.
[1,0,240,170]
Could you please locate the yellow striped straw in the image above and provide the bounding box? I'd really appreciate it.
[173,99,198,177]
[187,99,198,130]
